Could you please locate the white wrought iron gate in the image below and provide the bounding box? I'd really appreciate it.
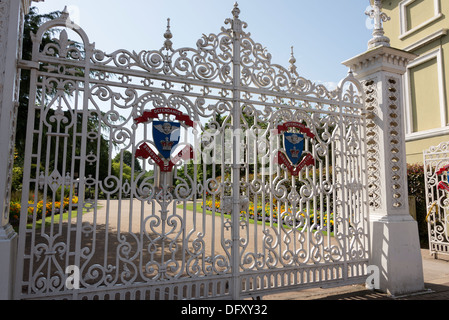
[15,5,370,300]
[424,142,449,257]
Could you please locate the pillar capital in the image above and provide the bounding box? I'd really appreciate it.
[342,46,417,79]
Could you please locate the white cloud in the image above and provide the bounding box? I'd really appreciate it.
[313,80,339,91]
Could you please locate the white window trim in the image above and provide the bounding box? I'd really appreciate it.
[405,127,449,142]
[403,28,448,52]
[404,47,447,138]
[399,0,442,40]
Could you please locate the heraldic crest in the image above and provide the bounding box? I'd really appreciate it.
[134,108,195,172]
[274,121,315,176]
[437,164,449,192]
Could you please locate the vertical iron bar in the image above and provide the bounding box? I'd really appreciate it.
[231,13,242,300]
[73,54,91,300]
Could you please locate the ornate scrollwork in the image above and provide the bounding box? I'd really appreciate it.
[18,4,368,299]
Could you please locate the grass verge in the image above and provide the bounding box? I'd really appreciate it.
[26,203,100,231]
[176,202,333,236]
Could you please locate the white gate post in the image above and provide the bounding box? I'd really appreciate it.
[0,0,39,300]
[342,0,425,296]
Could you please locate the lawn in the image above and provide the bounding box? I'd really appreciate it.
[176,200,334,236]
[26,202,99,231]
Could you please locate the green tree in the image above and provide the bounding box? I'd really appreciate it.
[15,8,118,199]
[16,7,63,159]
[112,161,132,184]
[114,150,142,172]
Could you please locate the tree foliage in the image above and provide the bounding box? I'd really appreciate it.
[14,8,119,199]
[16,7,62,160]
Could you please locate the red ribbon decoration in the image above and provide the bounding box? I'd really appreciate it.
[164,145,195,172]
[135,142,194,173]
[438,181,449,192]
[275,151,315,176]
[436,164,449,176]
[276,122,315,139]
[134,107,196,128]
[135,142,165,168]
[436,165,449,191]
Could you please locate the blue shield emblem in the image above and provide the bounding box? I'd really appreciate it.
[284,133,304,165]
[153,121,181,160]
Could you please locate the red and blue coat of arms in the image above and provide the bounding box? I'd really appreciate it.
[133,108,195,172]
[274,122,315,176]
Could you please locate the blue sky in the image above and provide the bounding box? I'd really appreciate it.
[33,0,374,89]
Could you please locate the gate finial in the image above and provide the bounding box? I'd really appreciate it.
[289,46,298,77]
[61,5,69,19]
[365,0,391,49]
[224,2,248,38]
[163,18,173,51]
[232,2,240,19]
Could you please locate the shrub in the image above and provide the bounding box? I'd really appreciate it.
[407,163,427,247]
[11,166,23,193]
[9,201,21,228]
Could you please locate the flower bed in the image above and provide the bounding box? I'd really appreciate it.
[202,198,334,232]
[9,196,79,228]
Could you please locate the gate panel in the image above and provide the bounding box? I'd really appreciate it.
[424,142,449,256]
[15,6,369,300]
[235,58,369,296]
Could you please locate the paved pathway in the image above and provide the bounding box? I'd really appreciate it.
[263,249,449,300]
[71,199,449,300]
[77,199,342,267]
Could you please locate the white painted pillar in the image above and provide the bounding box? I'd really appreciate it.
[342,1,425,297]
[0,0,38,300]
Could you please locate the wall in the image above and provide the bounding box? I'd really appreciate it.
[382,0,449,164]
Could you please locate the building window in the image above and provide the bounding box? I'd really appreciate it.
[405,48,448,140]
[399,0,442,39]
[410,57,440,132]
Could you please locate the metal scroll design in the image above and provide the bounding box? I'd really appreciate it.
[237,79,368,273]
[16,6,368,300]
[424,142,449,252]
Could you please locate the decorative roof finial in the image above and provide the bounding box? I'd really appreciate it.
[289,46,298,76]
[365,0,391,49]
[223,2,248,38]
[163,18,173,51]
[61,5,69,18]
[232,2,240,19]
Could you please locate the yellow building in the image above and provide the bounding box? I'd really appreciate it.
[381,0,449,163]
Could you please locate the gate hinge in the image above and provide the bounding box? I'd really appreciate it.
[18,59,39,70]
